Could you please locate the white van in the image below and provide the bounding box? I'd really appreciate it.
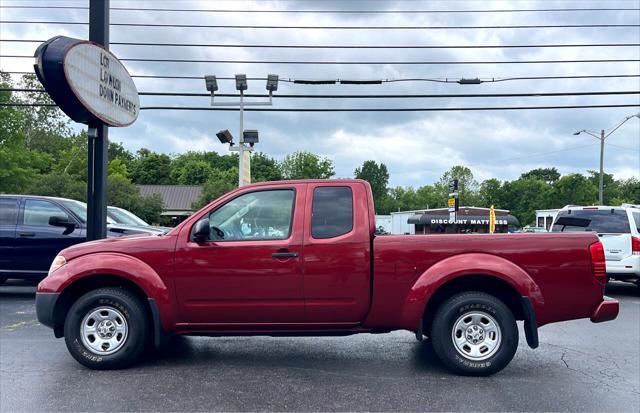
[550,204,640,286]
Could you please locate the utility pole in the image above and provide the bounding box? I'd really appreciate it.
[87,0,109,240]
[574,113,640,205]
[598,129,605,205]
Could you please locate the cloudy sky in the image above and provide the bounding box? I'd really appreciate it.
[1,0,639,187]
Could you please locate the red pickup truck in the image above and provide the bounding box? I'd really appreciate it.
[36,179,619,375]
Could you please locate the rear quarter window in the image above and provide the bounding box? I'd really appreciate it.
[551,209,631,234]
[311,186,353,239]
[633,212,640,232]
[0,198,19,226]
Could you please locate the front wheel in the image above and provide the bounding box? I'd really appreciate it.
[64,287,150,369]
[430,292,518,376]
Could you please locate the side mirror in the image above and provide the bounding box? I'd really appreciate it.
[49,215,77,235]
[192,218,210,243]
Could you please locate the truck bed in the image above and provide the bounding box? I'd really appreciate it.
[366,232,602,330]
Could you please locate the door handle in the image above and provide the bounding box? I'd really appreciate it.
[272,252,299,258]
[18,232,36,237]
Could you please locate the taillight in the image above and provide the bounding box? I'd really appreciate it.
[632,237,640,255]
[589,242,607,285]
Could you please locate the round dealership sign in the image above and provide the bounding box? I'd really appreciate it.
[34,36,139,127]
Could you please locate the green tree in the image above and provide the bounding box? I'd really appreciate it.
[280,151,335,179]
[354,160,389,212]
[108,159,130,180]
[616,177,640,204]
[552,173,598,207]
[251,152,283,182]
[436,166,479,206]
[16,74,71,155]
[108,141,135,164]
[501,178,553,225]
[520,167,561,184]
[54,132,87,179]
[170,159,214,185]
[193,168,238,209]
[478,178,504,208]
[130,149,173,184]
[27,172,87,201]
[107,175,163,223]
[586,170,620,205]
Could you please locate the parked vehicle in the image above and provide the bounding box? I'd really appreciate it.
[107,206,170,233]
[0,195,165,283]
[551,204,640,286]
[522,226,548,233]
[36,180,618,375]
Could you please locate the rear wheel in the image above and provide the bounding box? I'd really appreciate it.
[430,291,518,376]
[64,287,149,369]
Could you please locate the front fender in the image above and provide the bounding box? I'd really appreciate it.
[39,252,175,332]
[398,253,544,332]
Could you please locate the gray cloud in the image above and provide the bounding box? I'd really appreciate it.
[1,0,638,186]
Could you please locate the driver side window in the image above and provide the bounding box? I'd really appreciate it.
[206,189,295,241]
[23,200,70,226]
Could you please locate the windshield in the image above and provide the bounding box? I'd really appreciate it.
[107,207,149,226]
[551,209,631,233]
[60,200,115,224]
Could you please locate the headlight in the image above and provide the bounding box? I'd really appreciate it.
[48,255,67,275]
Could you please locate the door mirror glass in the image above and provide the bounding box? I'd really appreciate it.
[49,215,75,227]
[192,218,210,242]
[48,215,77,235]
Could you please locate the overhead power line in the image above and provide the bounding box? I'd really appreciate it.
[3,55,638,65]
[606,142,640,151]
[415,143,603,173]
[3,88,639,99]
[2,39,638,50]
[3,71,639,84]
[1,5,638,13]
[3,103,638,112]
[0,21,637,30]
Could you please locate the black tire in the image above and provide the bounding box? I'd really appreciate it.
[64,287,150,370]
[430,291,518,376]
[0,276,7,285]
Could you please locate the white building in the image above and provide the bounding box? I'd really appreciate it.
[374,215,392,233]
[390,209,439,234]
[535,209,560,230]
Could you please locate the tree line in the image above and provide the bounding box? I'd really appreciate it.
[1,72,638,226]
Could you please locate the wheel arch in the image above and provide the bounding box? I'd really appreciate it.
[46,252,174,346]
[421,274,524,333]
[400,253,543,348]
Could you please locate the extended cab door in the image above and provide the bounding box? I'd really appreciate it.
[302,183,372,324]
[14,198,85,276]
[173,184,306,325]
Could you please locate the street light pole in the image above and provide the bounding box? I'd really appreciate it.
[574,113,640,205]
[205,74,277,187]
[238,90,245,187]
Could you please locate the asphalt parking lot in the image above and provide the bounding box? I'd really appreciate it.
[1,281,638,412]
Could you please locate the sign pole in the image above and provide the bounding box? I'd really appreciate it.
[87,0,109,240]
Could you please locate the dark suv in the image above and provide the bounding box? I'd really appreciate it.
[0,195,163,283]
